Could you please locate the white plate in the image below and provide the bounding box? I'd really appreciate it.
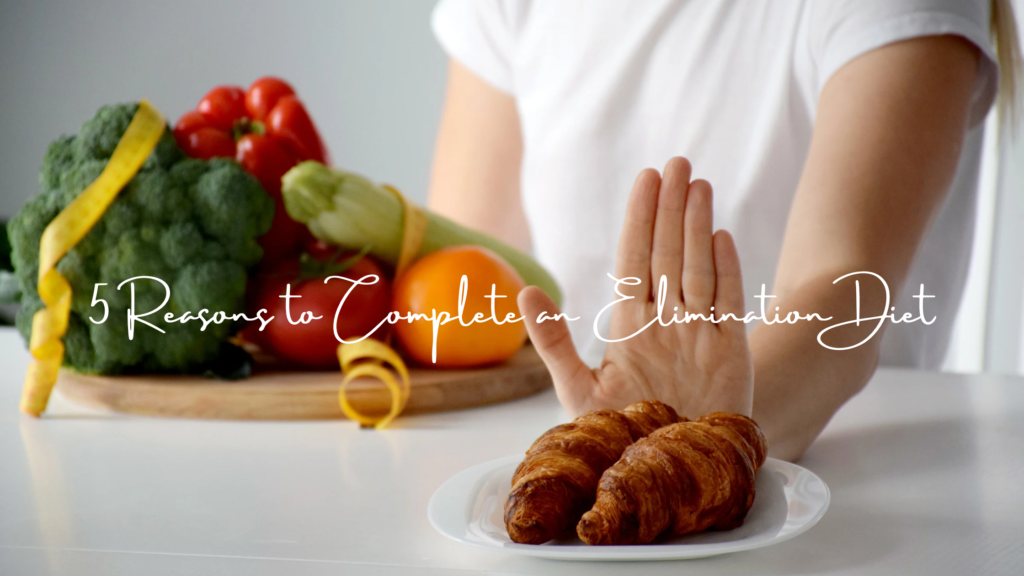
[428,455,829,561]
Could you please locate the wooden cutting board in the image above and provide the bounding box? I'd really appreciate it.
[55,345,552,420]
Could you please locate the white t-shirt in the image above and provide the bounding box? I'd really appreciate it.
[432,0,999,369]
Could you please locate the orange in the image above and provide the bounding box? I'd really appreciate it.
[392,246,527,368]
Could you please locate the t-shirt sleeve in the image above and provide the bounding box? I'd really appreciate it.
[431,0,520,94]
[808,0,999,127]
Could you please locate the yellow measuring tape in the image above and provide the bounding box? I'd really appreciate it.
[336,339,410,429]
[334,185,426,429]
[385,184,429,275]
[20,101,166,417]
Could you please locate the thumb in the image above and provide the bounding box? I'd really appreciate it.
[518,286,593,395]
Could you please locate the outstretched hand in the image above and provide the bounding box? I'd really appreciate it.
[518,157,753,419]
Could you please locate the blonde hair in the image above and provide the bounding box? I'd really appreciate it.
[993,0,1023,128]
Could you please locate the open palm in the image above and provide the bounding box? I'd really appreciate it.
[518,157,753,419]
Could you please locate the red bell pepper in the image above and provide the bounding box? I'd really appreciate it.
[173,77,331,266]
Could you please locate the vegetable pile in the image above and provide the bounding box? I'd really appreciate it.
[9,75,565,424]
[9,103,273,375]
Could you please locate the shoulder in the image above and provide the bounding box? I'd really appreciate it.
[431,0,533,94]
[803,0,997,126]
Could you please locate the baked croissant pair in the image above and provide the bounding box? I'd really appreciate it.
[504,400,768,546]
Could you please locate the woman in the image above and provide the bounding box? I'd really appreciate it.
[427,0,1021,460]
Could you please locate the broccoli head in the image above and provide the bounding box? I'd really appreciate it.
[8,103,274,375]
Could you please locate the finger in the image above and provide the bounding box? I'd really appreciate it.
[614,169,661,302]
[682,179,715,311]
[518,286,594,398]
[712,230,745,331]
[651,157,691,302]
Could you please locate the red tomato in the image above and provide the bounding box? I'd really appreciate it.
[253,253,392,368]
[197,85,247,131]
[245,77,296,121]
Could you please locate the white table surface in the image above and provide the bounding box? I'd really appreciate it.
[0,328,1022,576]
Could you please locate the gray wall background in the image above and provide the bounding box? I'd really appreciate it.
[0,0,448,218]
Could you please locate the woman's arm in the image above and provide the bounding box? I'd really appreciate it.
[428,60,530,252]
[753,35,981,461]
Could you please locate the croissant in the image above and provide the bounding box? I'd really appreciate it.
[504,400,683,544]
[577,412,768,545]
